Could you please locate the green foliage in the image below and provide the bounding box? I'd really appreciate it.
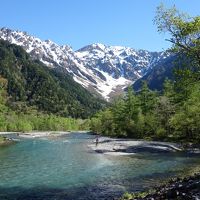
[138,82,158,114]
[0,136,5,142]
[90,84,160,139]
[120,190,152,200]
[90,109,115,136]
[0,39,106,119]
[170,83,200,142]
[16,120,33,132]
[154,4,200,78]
[0,110,88,132]
[120,192,133,200]
[90,5,200,143]
[90,70,200,142]
[155,4,200,57]
[0,78,89,132]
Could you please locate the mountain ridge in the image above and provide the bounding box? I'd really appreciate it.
[0,27,170,100]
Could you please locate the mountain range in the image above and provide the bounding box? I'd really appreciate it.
[0,27,171,100]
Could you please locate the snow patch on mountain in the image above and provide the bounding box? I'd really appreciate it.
[94,69,132,100]
[0,28,169,100]
[76,43,167,80]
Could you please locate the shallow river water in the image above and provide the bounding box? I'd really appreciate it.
[0,132,200,200]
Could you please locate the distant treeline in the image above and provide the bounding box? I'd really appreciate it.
[0,76,90,132]
[90,80,200,143]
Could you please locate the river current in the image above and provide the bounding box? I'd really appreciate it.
[0,132,200,200]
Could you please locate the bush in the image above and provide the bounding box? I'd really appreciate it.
[16,120,33,132]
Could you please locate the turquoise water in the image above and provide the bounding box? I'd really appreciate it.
[0,133,200,200]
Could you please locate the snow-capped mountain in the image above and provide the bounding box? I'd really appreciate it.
[76,43,166,80]
[0,27,168,100]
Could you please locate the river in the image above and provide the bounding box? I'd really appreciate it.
[0,132,200,200]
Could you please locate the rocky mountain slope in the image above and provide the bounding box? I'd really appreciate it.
[0,27,169,100]
[0,39,105,118]
[133,55,176,91]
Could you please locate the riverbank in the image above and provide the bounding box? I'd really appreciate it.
[0,131,86,145]
[0,131,69,139]
[18,131,71,138]
[0,136,16,146]
[88,137,184,155]
[0,131,90,139]
[88,135,200,156]
[120,173,200,200]
[90,136,200,199]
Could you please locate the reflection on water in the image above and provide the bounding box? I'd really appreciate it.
[0,133,200,200]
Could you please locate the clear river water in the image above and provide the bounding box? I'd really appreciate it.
[0,132,200,200]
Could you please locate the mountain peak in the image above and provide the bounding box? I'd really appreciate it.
[0,27,169,100]
[92,43,106,50]
[77,43,106,52]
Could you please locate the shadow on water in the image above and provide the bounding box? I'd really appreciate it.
[0,172,185,200]
[0,185,124,200]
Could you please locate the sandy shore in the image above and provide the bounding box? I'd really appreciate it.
[0,131,72,138]
[0,132,20,135]
[19,131,71,138]
[88,137,183,155]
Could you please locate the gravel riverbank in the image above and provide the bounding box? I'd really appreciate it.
[120,173,200,200]
[88,137,183,155]
[0,131,74,139]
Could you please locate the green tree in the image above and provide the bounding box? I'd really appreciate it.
[163,79,175,99]
[139,82,157,114]
[154,4,200,141]
[170,83,200,142]
[0,76,8,107]
[110,98,126,136]
[155,4,200,91]
[155,4,200,67]
[155,96,174,137]
[123,88,140,137]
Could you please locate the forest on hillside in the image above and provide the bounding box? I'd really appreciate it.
[0,39,106,119]
[0,40,106,132]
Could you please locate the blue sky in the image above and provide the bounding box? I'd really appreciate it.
[0,0,199,51]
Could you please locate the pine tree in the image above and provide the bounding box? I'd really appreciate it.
[139,81,157,114]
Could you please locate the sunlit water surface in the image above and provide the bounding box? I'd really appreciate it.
[0,133,200,200]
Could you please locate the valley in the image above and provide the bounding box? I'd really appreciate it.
[0,1,199,200]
